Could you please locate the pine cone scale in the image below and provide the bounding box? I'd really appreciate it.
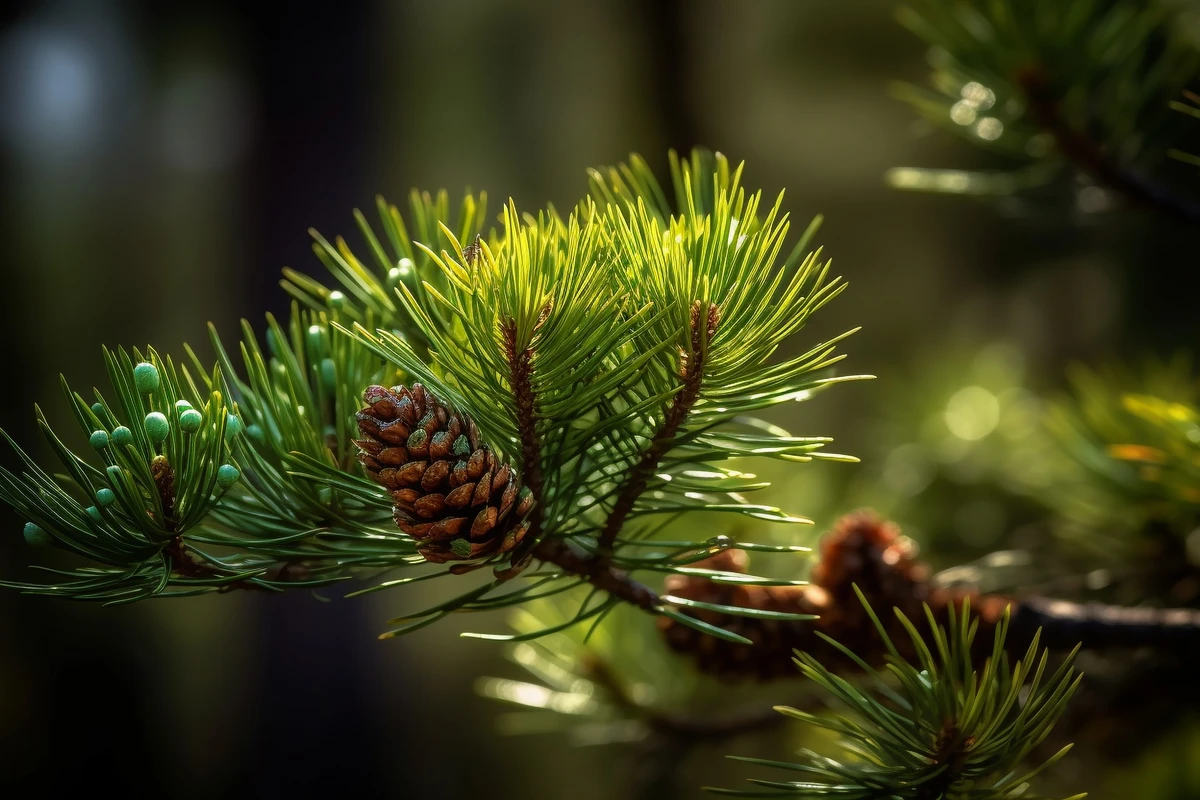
[357,383,534,565]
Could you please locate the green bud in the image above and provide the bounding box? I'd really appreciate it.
[175,399,193,413]
[133,362,161,394]
[96,487,116,507]
[247,424,265,443]
[225,413,243,441]
[178,409,203,434]
[144,412,170,443]
[216,464,241,489]
[89,430,110,450]
[306,324,325,355]
[91,402,107,418]
[387,267,402,283]
[23,522,51,547]
[112,426,134,448]
[327,290,346,309]
[85,505,103,524]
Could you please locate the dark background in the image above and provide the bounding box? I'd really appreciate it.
[0,1,1188,797]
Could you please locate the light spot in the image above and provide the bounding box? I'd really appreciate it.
[1077,185,1112,214]
[950,100,978,126]
[960,81,996,110]
[944,386,1001,441]
[975,117,1003,140]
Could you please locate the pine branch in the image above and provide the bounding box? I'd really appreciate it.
[661,510,1200,680]
[1018,67,1200,224]
[914,723,976,800]
[597,302,714,555]
[3,149,862,642]
[532,537,659,611]
[889,0,1200,211]
[1011,596,1200,653]
[713,594,1085,799]
[502,315,546,538]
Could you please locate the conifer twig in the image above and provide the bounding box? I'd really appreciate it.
[1018,66,1200,224]
[661,511,1200,679]
[533,537,659,611]
[597,302,715,556]
[502,316,546,538]
[1010,596,1200,654]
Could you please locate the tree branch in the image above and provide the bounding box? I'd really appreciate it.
[597,301,717,554]
[1018,67,1200,224]
[914,723,975,800]
[659,511,1200,680]
[1010,596,1200,654]
[502,316,546,538]
[533,536,659,611]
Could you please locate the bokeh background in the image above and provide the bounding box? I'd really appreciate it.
[0,0,1195,797]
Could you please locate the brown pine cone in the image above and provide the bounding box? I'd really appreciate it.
[355,383,534,564]
[658,511,1010,680]
[659,549,825,680]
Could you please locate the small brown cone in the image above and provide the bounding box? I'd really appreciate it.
[658,511,1009,680]
[658,548,824,680]
[355,383,533,564]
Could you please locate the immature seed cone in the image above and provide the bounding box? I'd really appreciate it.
[355,384,533,564]
[658,511,1009,680]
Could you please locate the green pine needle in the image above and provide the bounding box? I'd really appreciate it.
[712,592,1084,799]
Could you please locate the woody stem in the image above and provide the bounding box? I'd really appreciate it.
[597,309,709,555]
[1018,66,1200,224]
[503,317,545,538]
[533,536,660,611]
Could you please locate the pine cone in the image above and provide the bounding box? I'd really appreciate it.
[658,548,824,680]
[355,383,533,564]
[658,511,1009,680]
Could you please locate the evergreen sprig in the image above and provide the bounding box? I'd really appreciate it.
[713,591,1084,799]
[1031,358,1200,556]
[887,0,1200,216]
[1,149,866,642]
[0,348,244,601]
[282,189,489,359]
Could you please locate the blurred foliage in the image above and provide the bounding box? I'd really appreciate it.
[1037,358,1200,548]
[887,0,1200,214]
[478,588,716,744]
[1109,719,1200,799]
